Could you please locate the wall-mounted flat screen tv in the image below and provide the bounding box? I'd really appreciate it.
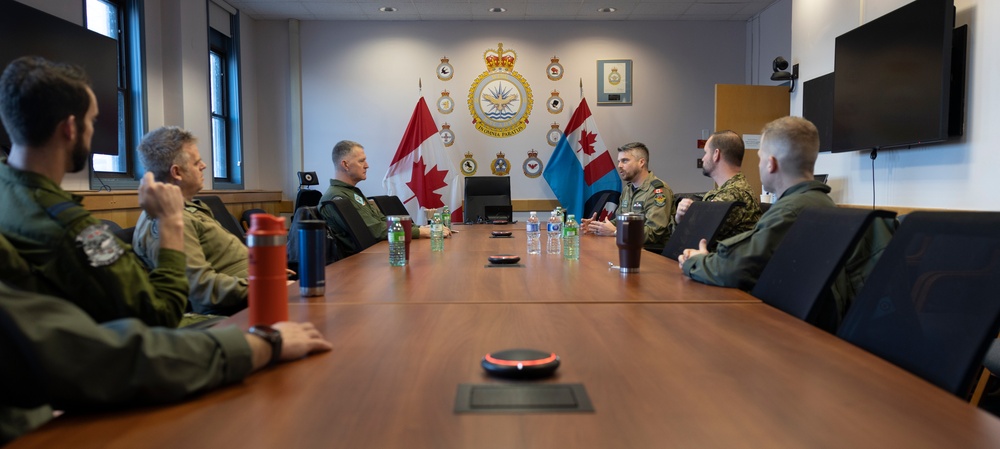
[0,0,119,155]
[832,0,965,153]
[803,72,835,153]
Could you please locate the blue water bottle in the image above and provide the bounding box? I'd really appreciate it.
[298,220,326,296]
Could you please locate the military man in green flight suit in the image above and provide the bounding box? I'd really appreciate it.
[0,56,188,328]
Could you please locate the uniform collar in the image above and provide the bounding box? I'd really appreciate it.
[776,180,832,202]
[0,156,79,203]
[329,179,366,197]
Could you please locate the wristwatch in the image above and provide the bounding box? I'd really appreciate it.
[248,325,282,367]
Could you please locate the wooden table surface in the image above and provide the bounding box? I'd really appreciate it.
[10,225,1000,448]
[294,224,753,304]
[12,302,1000,449]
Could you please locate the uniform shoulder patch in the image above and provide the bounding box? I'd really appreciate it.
[76,223,125,267]
[650,179,665,190]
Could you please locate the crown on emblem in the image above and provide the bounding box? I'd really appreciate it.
[550,56,560,63]
[551,90,560,96]
[483,43,517,72]
[440,56,449,63]
[496,151,506,158]
[550,122,560,129]
[464,151,474,158]
[441,123,451,129]
[527,149,538,158]
[441,89,450,95]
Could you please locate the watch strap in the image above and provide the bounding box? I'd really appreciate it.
[249,325,282,366]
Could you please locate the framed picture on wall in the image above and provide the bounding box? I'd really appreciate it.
[597,59,632,105]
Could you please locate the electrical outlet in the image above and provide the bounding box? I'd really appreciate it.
[696,159,703,169]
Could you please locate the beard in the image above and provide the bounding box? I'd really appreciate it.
[69,131,90,173]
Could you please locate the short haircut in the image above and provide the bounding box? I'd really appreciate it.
[708,130,745,166]
[618,142,649,164]
[0,56,91,147]
[761,116,819,176]
[332,140,363,169]
[138,126,197,183]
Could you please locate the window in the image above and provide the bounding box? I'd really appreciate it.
[85,0,145,189]
[208,8,243,189]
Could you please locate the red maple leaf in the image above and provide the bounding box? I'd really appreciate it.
[405,157,448,208]
[577,130,597,156]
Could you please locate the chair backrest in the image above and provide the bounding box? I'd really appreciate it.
[760,202,772,214]
[241,208,267,232]
[370,195,409,217]
[751,207,896,332]
[585,190,619,221]
[660,201,739,261]
[194,195,246,242]
[295,189,323,212]
[837,211,1000,397]
[324,197,377,253]
[99,219,123,233]
[113,226,136,246]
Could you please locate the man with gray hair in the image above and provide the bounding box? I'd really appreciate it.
[133,126,249,316]
[678,116,834,290]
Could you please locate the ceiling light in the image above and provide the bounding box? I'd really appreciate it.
[598,7,617,13]
[489,7,507,13]
[379,7,396,13]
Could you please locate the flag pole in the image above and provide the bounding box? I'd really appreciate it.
[419,78,422,94]
[579,78,583,100]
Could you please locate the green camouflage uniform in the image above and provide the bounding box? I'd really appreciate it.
[133,199,248,316]
[319,179,418,257]
[0,160,188,327]
[682,180,835,290]
[701,173,762,241]
[0,281,251,445]
[611,171,675,252]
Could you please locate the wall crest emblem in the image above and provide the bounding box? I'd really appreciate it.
[437,56,454,81]
[468,43,533,138]
[437,90,454,114]
[439,123,455,147]
[522,149,543,178]
[460,151,478,176]
[490,151,511,176]
[546,56,564,81]
[546,122,563,147]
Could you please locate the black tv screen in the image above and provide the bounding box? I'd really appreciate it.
[463,176,511,223]
[832,0,958,153]
[803,72,835,153]
[0,0,119,155]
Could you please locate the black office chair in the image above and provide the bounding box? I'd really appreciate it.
[193,195,246,242]
[113,226,136,246]
[99,219,123,233]
[323,197,377,255]
[241,208,267,232]
[837,211,1000,398]
[584,190,619,221]
[659,201,739,261]
[760,202,772,214]
[370,195,409,217]
[294,189,323,213]
[751,207,896,332]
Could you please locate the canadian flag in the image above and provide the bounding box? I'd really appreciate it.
[383,97,462,224]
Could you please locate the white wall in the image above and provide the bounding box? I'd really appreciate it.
[251,20,747,202]
[792,0,999,210]
[746,0,793,86]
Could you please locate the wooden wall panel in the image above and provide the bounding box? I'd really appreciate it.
[714,84,790,197]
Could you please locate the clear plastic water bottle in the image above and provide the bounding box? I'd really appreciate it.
[430,212,444,252]
[526,211,541,254]
[546,210,562,255]
[388,216,406,266]
[563,214,579,260]
[441,205,451,230]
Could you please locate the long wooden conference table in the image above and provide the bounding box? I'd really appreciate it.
[10,224,1000,448]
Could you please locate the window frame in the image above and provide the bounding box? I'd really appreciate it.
[85,0,146,190]
[208,11,243,190]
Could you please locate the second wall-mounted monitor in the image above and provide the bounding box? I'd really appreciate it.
[803,72,835,153]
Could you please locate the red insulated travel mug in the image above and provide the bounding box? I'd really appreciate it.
[248,213,288,325]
